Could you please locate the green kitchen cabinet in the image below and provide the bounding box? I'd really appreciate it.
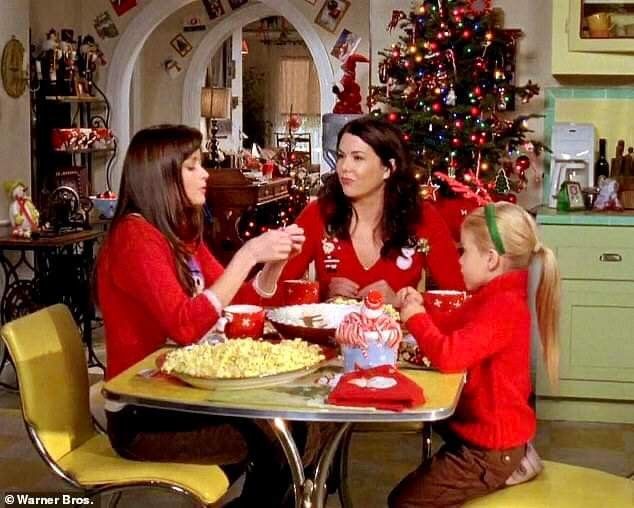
[536,222,634,423]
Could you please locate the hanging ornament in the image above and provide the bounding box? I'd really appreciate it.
[378,62,389,84]
[494,167,511,195]
[445,49,457,80]
[387,10,407,32]
[515,155,531,172]
[497,88,507,110]
[419,177,440,201]
[466,0,493,17]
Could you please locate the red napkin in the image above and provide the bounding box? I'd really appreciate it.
[327,365,425,412]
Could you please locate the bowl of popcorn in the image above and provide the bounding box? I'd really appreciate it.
[160,338,328,390]
[267,303,358,345]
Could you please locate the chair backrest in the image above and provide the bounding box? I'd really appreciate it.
[276,132,312,162]
[0,304,95,462]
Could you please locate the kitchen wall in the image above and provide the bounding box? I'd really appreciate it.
[0,0,31,228]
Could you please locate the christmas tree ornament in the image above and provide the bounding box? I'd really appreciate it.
[375,0,544,208]
[494,167,511,194]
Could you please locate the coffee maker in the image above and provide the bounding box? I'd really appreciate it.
[548,123,595,208]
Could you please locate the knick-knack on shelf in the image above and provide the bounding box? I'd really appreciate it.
[3,180,40,239]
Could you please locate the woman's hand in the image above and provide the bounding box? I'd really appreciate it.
[357,280,397,306]
[327,277,360,299]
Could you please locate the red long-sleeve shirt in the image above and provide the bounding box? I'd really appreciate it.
[406,270,535,450]
[273,200,464,303]
[97,215,260,379]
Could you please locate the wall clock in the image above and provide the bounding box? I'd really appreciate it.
[1,36,27,98]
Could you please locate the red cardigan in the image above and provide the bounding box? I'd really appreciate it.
[406,270,535,450]
[97,215,260,379]
[273,200,464,302]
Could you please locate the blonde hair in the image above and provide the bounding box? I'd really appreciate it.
[462,202,560,387]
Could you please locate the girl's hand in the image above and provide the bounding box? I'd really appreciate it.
[283,224,305,257]
[395,286,422,309]
[400,297,426,323]
[242,229,294,263]
[358,280,397,306]
[327,277,360,299]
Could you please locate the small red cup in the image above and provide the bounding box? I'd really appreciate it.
[263,160,275,179]
[422,290,467,313]
[282,280,320,305]
[219,304,265,338]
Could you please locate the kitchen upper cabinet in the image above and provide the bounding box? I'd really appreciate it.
[570,0,634,51]
[553,0,634,74]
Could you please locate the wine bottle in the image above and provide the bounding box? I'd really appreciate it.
[595,138,610,185]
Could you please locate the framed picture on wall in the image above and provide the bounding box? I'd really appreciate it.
[228,0,248,10]
[314,0,351,33]
[170,33,193,57]
[201,0,225,21]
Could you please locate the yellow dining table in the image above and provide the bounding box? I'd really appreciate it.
[103,348,465,508]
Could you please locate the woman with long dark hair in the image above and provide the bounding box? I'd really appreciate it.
[96,124,304,505]
[277,116,463,303]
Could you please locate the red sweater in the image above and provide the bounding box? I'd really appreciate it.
[406,270,535,450]
[97,215,260,379]
[273,200,464,302]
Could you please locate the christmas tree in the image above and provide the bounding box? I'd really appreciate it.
[371,0,545,202]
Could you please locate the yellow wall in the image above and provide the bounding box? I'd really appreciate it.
[555,100,634,158]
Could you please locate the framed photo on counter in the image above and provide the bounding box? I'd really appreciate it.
[564,181,585,210]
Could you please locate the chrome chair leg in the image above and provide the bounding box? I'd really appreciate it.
[422,423,433,463]
[337,425,354,508]
[107,491,122,508]
[269,418,306,508]
[312,422,351,508]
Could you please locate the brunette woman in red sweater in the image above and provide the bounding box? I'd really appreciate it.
[274,116,464,305]
[96,125,304,505]
[389,202,560,508]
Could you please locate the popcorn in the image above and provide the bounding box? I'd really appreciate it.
[161,338,325,379]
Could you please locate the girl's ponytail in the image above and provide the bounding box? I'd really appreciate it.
[534,244,560,388]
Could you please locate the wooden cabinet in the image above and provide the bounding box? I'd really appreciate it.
[536,223,634,423]
[204,169,291,265]
[553,0,634,74]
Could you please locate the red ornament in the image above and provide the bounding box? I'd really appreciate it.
[515,155,531,171]
[466,0,492,16]
[432,102,443,113]
[470,106,480,117]
[388,112,399,123]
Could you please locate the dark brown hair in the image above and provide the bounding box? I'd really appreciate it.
[318,116,422,256]
[109,124,204,294]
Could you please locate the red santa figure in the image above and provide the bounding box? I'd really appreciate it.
[332,53,369,114]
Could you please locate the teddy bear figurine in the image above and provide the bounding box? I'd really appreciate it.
[3,180,40,238]
[593,175,623,211]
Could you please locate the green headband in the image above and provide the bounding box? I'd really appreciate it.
[484,204,506,255]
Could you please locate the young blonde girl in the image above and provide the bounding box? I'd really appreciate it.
[389,202,560,508]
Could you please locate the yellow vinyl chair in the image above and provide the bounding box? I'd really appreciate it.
[0,304,230,507]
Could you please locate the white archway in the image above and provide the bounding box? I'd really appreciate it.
[106,0,334,188]
[183,3,333,126]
